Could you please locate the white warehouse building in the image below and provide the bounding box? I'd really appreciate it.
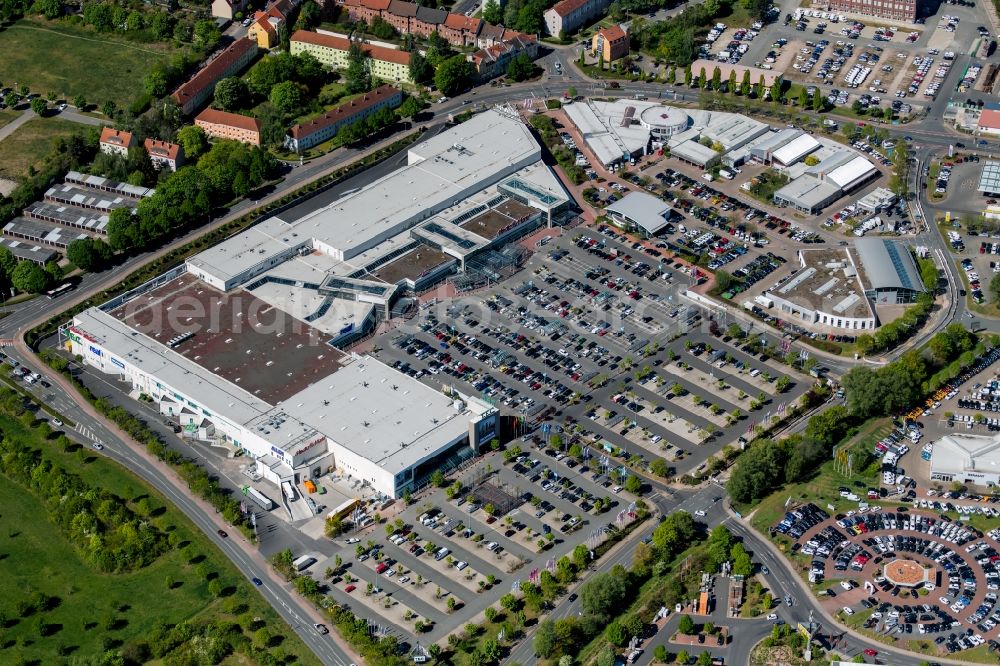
[930,432,1000,487]
[60,110,579,499]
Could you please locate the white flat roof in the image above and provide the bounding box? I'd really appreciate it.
[248,278,374,338]
[279,355,474,474]
[933,432,1000,477]
[827,155,877,190]
[74,304,479,474]
[775,177,841,209]
[190,110,541,281]
[700,113,768,151]
[771,133,820,166]
[671,140,719,166]
[563,100,657,166]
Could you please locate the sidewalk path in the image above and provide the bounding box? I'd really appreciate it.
[0,108,35,142]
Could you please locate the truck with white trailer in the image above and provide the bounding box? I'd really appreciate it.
[242,485,275,511]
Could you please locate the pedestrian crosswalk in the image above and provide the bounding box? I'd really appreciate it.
[75,423,98,441]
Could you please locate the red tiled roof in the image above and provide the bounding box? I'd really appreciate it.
[343,0,391,8]
[290,30,412,66]
[549,0,590,17]
[172,40,258,108]
[99,127,134,147]
[195,108,262,133]
[144,138,182,161]
[443,13,481,32]
[979,109,1000,129]
[252,15,278,38]
[289,85,400,140]
[598,25,627,41]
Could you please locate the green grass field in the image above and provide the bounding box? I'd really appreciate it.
[0,413,321,665]
[0,19,171,106]
[0,117,84,179]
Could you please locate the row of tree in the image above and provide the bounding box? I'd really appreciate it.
[853,292,933,356]
[845,324,980,419]
[730,325,988,505]
[534,510,704,660]
[105,139,278,255]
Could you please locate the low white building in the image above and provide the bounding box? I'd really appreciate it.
[66,306,498,497]
[761,247,876,331]
[931,433,1000,487]
[605,192,674,237]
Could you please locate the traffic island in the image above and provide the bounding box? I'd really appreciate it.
[882,558,932,588]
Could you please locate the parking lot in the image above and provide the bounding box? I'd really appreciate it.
[307,446,646,643]
[740,2,987,114]
[777,504,1000,656]
[373,225,813,478]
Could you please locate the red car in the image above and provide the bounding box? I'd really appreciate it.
[863,648,877,657]
[345,585,356,593]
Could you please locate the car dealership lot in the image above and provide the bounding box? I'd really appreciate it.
[778,505,1000,656]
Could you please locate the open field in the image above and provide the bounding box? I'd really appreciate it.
[0,117,84,179]
[0,412,321,665]
[0,19,171,106]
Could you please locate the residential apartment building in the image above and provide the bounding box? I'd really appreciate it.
[144,139,185,171]
[543,0,612,36]
[284,85,403,152]
[99,128,136,157]
[172,40,259,115]
[819,0,917,21]
[471,34,539,81]
[340,0,390,23]
[195,109,262,146]
[290,30,412,84]
[440,14,482,47]
[247,0,293,49]
[336,0,483,47]
[592,25,628,62]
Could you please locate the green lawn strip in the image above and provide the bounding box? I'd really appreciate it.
[0,413,320,664]
[0,19,171,106]
[0,109,20,130]
[948,642,1000,664]
[0,117,85,180]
